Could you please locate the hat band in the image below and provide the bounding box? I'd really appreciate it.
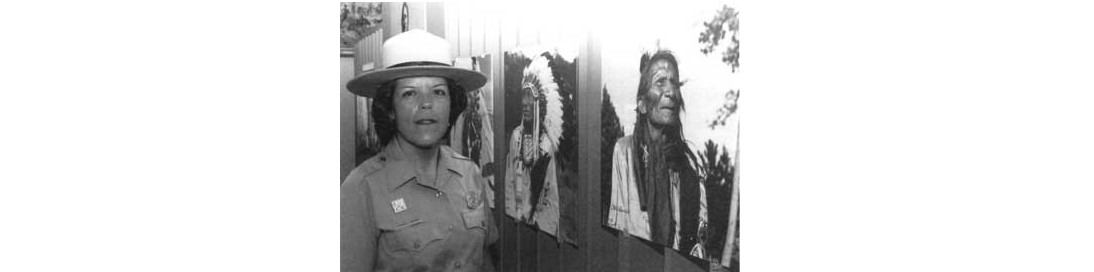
[388,61,450,68]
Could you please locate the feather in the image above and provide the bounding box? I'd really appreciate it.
[522,54,564,157]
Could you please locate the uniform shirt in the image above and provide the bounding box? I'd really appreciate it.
[342,142,498,272]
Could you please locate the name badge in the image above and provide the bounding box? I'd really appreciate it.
[391,198,407,214]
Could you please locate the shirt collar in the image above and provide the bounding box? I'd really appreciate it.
[380,141,466,191]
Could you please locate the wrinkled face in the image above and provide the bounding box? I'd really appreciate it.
[640,59,680,126]
[393,76,451,149]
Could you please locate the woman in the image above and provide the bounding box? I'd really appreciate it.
[342,29,497,272]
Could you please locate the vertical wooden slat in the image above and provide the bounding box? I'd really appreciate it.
[458,3,472,58]
[340,56,356,182]
[352,33,367,169]
[520,225,537,272]
[493,12,520,272]
[722,147,740,269]
[408,2,425,32]
[584,26,621,272]
[484,10,497,61]
[501,3,518,53]
[499,8,521,271]
[444,2,456,57]
[537,232,559,272]
[381,2,396,40]
[449,2,459,57]
[497,71,520,272]
[426,2,444,38]
[483,13,499,112]
[470,3,484,56]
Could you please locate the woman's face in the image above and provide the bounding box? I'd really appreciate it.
[392,76,451,149]
[641,59,680,126]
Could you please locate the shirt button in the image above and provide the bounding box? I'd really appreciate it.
[436,192,444,198]
[455,261,461,268]
[448,225,454,230]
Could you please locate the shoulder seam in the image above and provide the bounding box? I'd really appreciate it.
[352,157,387,181]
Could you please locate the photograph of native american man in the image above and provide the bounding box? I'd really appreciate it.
[605,50,708,256]
[602,4,740,268]
[503,49,579,244]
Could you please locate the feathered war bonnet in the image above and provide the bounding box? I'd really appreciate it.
[519,52,565,159]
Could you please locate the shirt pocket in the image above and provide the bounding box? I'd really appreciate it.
[461,206,487,231]
[380,219,451,253]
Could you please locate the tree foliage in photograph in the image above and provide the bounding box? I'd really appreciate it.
[698,5,739,71]
[696,139,734,261]
[600,87,625,224]
[547,52,580,244]
[708,89,739,129]
[699,5,741,130]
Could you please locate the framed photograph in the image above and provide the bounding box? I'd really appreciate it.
[503,47,579,244]
[340,2,383,53]
[600,2,740,268]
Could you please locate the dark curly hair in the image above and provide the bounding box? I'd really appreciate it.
[371,78,468,145]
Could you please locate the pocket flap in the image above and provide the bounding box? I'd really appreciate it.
[462,208,487,230]
[381,220,449,252]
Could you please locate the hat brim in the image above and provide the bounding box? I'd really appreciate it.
[346,66,487,98]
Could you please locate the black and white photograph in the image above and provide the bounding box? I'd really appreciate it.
[10,1,1094,272]
[600,2,740,269]
[338,2,737,272]
[502,47,579,244]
